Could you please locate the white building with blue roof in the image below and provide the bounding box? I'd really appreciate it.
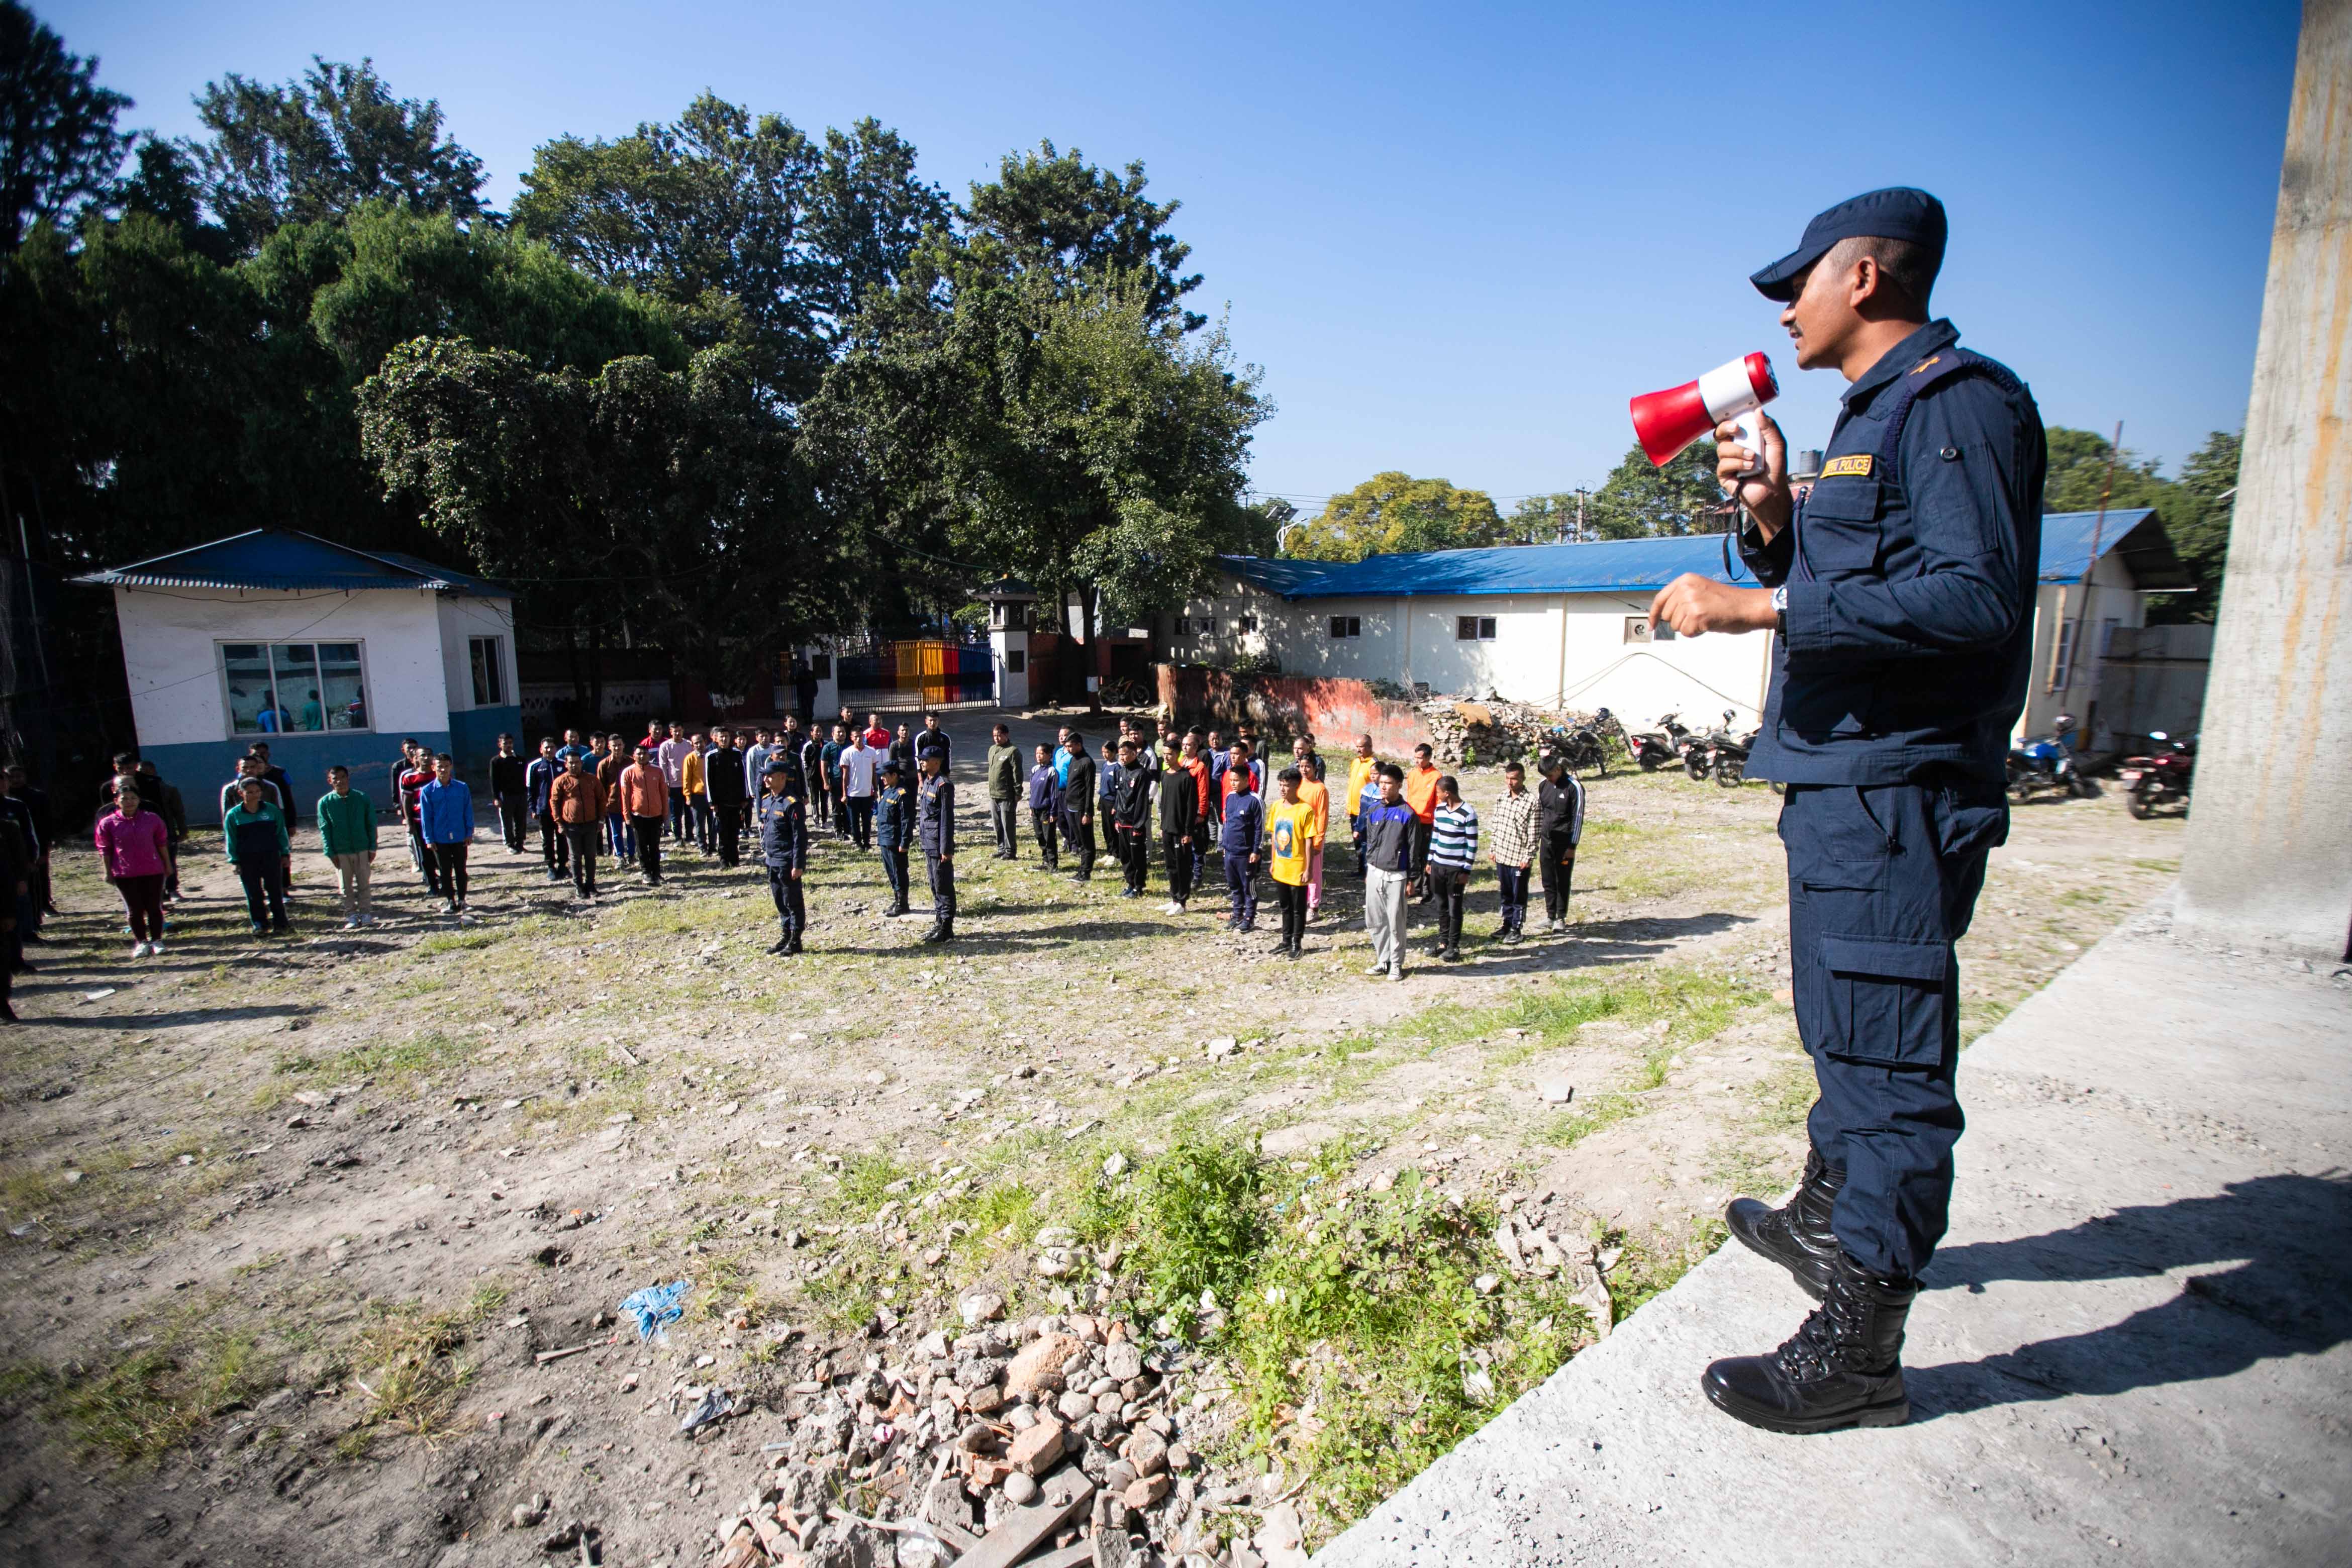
[1173,508,2193,747]
[74,528,521,804]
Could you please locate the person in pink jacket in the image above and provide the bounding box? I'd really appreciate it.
[96,782,173,956]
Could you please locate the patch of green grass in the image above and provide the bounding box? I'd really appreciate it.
[325,1029,472,1092]
[2130,857,2180,873]
[1603,1217,1727,1321]
[1746,1054,1815,1134]
[1959,997,2015,1047]
[414,930,502,956]
[34,1294,271,1466]
[332,1282,509,1457]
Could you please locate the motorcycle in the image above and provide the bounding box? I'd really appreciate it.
[2008,732,2097,801]
[2118,731,2195,819]
[1544,709,1616,777]
[1629,712,1692,772]
[1712,724,1761,787]
[1686,709,1739,781]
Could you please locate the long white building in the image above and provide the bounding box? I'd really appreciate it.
[1164,511,2195,745]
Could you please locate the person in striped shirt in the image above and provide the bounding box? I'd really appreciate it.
[1427,776,1480,963]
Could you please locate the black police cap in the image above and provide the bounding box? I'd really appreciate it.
[917,745,946,761]
[1750,187,1947,302]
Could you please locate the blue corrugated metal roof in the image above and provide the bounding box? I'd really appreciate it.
[74,528,510,596]
[1227,507,2183,600]
[1272,535,1759,599]
[1217,554,1335,596]
[2036,509,2179,586]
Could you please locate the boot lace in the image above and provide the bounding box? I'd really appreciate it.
[1773,1286,1871,1383]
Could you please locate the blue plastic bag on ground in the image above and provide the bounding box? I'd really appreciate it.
[620,1280,691,1341]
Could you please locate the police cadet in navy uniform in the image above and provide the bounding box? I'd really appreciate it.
[1649,187,2047,1434]
[916,744,956,944]
[755,758,809,956]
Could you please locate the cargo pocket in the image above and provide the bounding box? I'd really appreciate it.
[1820,934,1949,1068]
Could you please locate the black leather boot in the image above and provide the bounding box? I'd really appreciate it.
[1725,1147,1845,1300]
[1701,1249,1915,1433]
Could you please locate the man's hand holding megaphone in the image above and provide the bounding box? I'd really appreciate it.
[1647,413,1790,637]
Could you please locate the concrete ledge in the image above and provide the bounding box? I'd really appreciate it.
[1316,907,2352,1566]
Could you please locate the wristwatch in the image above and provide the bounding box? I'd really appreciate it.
[1771,585,1788,632]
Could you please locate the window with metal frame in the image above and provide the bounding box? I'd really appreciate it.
[1456,616,1498,641]
[1330,616,1361,640]
[469,635,506,706]
[221,641,369,735]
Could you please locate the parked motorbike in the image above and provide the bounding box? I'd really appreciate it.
[2008,720,2097,802]
[1544,709,1616,777]
[1712,724,1760,787]
[2118,731,2195,819]
[1629,712,1692,772]
[1686,710,1739,781]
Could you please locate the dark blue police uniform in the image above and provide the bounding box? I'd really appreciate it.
[755,782,809,952]
[916,757,956,939]
[873,776,912,912]
[1741,316,2047,1281]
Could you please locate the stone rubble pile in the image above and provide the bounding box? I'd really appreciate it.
[683,1304,1304,1568]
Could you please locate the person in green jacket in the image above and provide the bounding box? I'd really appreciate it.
[986,722,1023,860]
[315,764,379,929]
[223,776,292,936]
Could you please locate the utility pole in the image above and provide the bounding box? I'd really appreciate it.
[2060,421,2122,702]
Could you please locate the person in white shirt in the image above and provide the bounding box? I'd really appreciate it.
[838,731,879,850]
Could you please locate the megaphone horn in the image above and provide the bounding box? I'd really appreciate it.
[1629,352,1780,468]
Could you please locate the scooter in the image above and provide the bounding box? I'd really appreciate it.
[1686,710,1739,781]
[2119,731,2194,819]
[2008,731,2097,801]
[1629,713,1692,772]
[1712,724,1760,787]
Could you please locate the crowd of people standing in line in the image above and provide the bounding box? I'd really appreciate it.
[64,704,1592,1000]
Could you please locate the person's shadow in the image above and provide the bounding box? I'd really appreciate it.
[1905,1171,2352,1420]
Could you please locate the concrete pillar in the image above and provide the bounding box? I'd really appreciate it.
[2176,0,2352,961]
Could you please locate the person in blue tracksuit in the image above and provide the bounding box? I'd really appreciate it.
[526,737,567,881]
[1646,187,2047,1436]
[872,761,913,918]
[1217,772,1264,932]
[1027,745,1063,870]
[754,759,808,955]
[416,753,476,915]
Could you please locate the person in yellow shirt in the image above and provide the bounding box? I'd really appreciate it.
[1345,733,1377,878]
[1295,753,1330,921]
[679,738,709,853]
[1265,765,1313,960]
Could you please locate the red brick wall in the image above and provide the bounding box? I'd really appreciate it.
[1157,666,1426,755]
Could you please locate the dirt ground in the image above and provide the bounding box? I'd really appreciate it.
[0,709,2188,1565]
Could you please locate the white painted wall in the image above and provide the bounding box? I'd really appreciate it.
[2017,552,2146,745]
[436,595,519,711]
[113,585,451,745]
[1175,572,1772,727]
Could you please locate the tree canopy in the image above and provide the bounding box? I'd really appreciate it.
[0,0,131,250]
[184,56,488,256]
[1283,473,1509,561]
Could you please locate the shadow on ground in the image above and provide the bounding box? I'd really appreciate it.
[1909,1171,2352,1419]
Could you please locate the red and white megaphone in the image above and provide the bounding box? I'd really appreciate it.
[1629,352,1780,475]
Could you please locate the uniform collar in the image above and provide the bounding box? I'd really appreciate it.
[1840,319,1959,410]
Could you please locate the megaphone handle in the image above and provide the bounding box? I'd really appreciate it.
[1732,412,1767,481]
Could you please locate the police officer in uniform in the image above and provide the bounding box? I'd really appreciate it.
[1648,187,2046,1434]
[916,745,956,943]
[755,758,809,955]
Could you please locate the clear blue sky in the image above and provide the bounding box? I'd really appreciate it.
[52,0,2300,509]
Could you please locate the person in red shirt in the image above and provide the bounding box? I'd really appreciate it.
[398,745,443,899]
[863,713,891,752]
[1402,742,1442,903]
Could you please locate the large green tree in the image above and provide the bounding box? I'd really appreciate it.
[0,0,131,251]
[1284,473,1509,561]
[966,141,1202,332]
[513,96,949,400]
[358,336,839,704]
[1583,440,1729,539]
[183,57,488,255]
